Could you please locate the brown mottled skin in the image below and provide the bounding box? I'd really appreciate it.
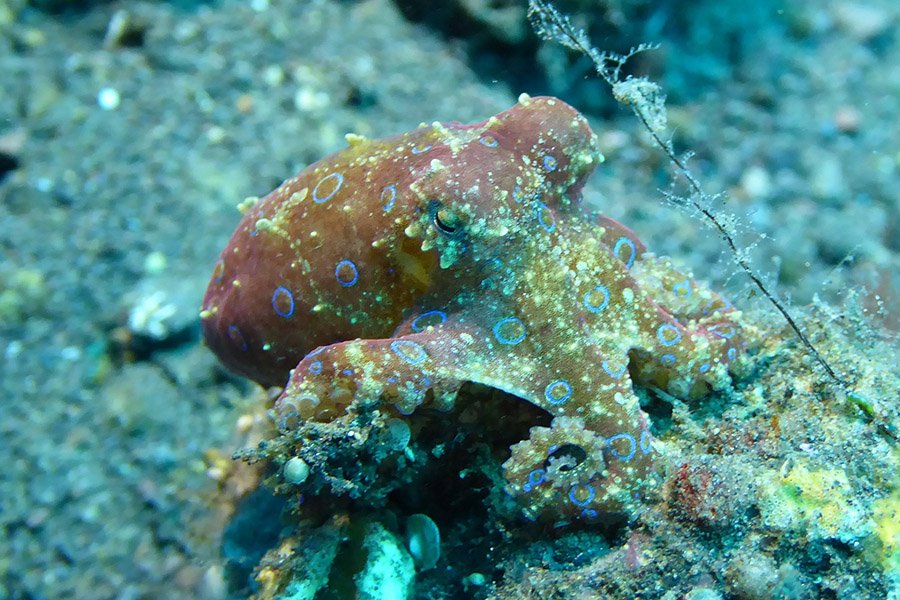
[201,95,742,523]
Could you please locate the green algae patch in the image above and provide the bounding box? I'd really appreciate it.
[0,268,46,325]
[759,462,872,543]
[870,484,899,587]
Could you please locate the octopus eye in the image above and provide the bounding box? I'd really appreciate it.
[430,202,463,236]
[544,444,587,472]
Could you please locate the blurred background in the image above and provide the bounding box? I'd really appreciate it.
[0,0,896,597]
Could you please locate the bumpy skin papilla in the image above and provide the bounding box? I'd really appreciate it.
[201,95,742,524]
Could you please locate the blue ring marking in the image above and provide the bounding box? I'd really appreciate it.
[493,317,526,345]
[601,360,626,379]
[411,144,432,154]
[543,155,558,172]
[710,324,736,340]
[271,286,295,318]
[342,368,353,376]
[381,185,397,212]
[479,135,498,147]
[608,433,637,461]
[212,259,225,283]
[309,360,323,375]
[312,172,344,204]
[703,297,733,315]
[613,237,637,269]
[411,310,448,332]
[727,347,737,361]
[390,340,429,365]
[512,185,524,203]
[523,469,546,493]
[639,430,653,454]
[335,259,359,287]
[699,362,711,374]
[544,379,573,405]
[581,508,599,520]
[227,325,248,352]
[306,346,325,358]
[535,202,556,233]
[660,353,676,366]
[583,284,610,313]
[657,323,682,346]
[568,483,595,507]
[672,279,692,298]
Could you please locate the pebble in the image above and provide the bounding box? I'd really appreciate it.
[198,564,227,600]
[6,340,23,359]
[834,105,861,134]
[143,251,167,276]
[294,88,330,112]
[405,513,441,570]
[235,414,254,433]
[832,2,892,40]
[283,457,310,484]
[739,165,773,199]
[235,94,254,113]
[809,153,846,201]
[97,87,121,111]
[263,65,285,87]
[126,276,200,342]
[205,126,227,144]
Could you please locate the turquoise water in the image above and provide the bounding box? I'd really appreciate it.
[1,0,897,598]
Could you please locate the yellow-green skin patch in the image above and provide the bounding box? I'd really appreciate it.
[201,95,743,523]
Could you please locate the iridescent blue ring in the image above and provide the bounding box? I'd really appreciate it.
[335,259,359,287]
[613,237,636,269]
[411,310,448,332]
[312,172,344,204]
[710,324,736,340]
[657,323,682,346]
[639,430,653,454]
[583,284,610,313]
[568,483,595,507]
[271,286,295,318]
[525,469,546,492]
[390,340,428,365]
[212,259,225,283]
[544,379,573,405]
[535,201,555,233]
[493,317,526,345]
[227,325,248,352]
[703,297,732,315]
[601,360,626,379]
[672,279,692,298]
[608,433,637,461]
[381,184,397,212]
